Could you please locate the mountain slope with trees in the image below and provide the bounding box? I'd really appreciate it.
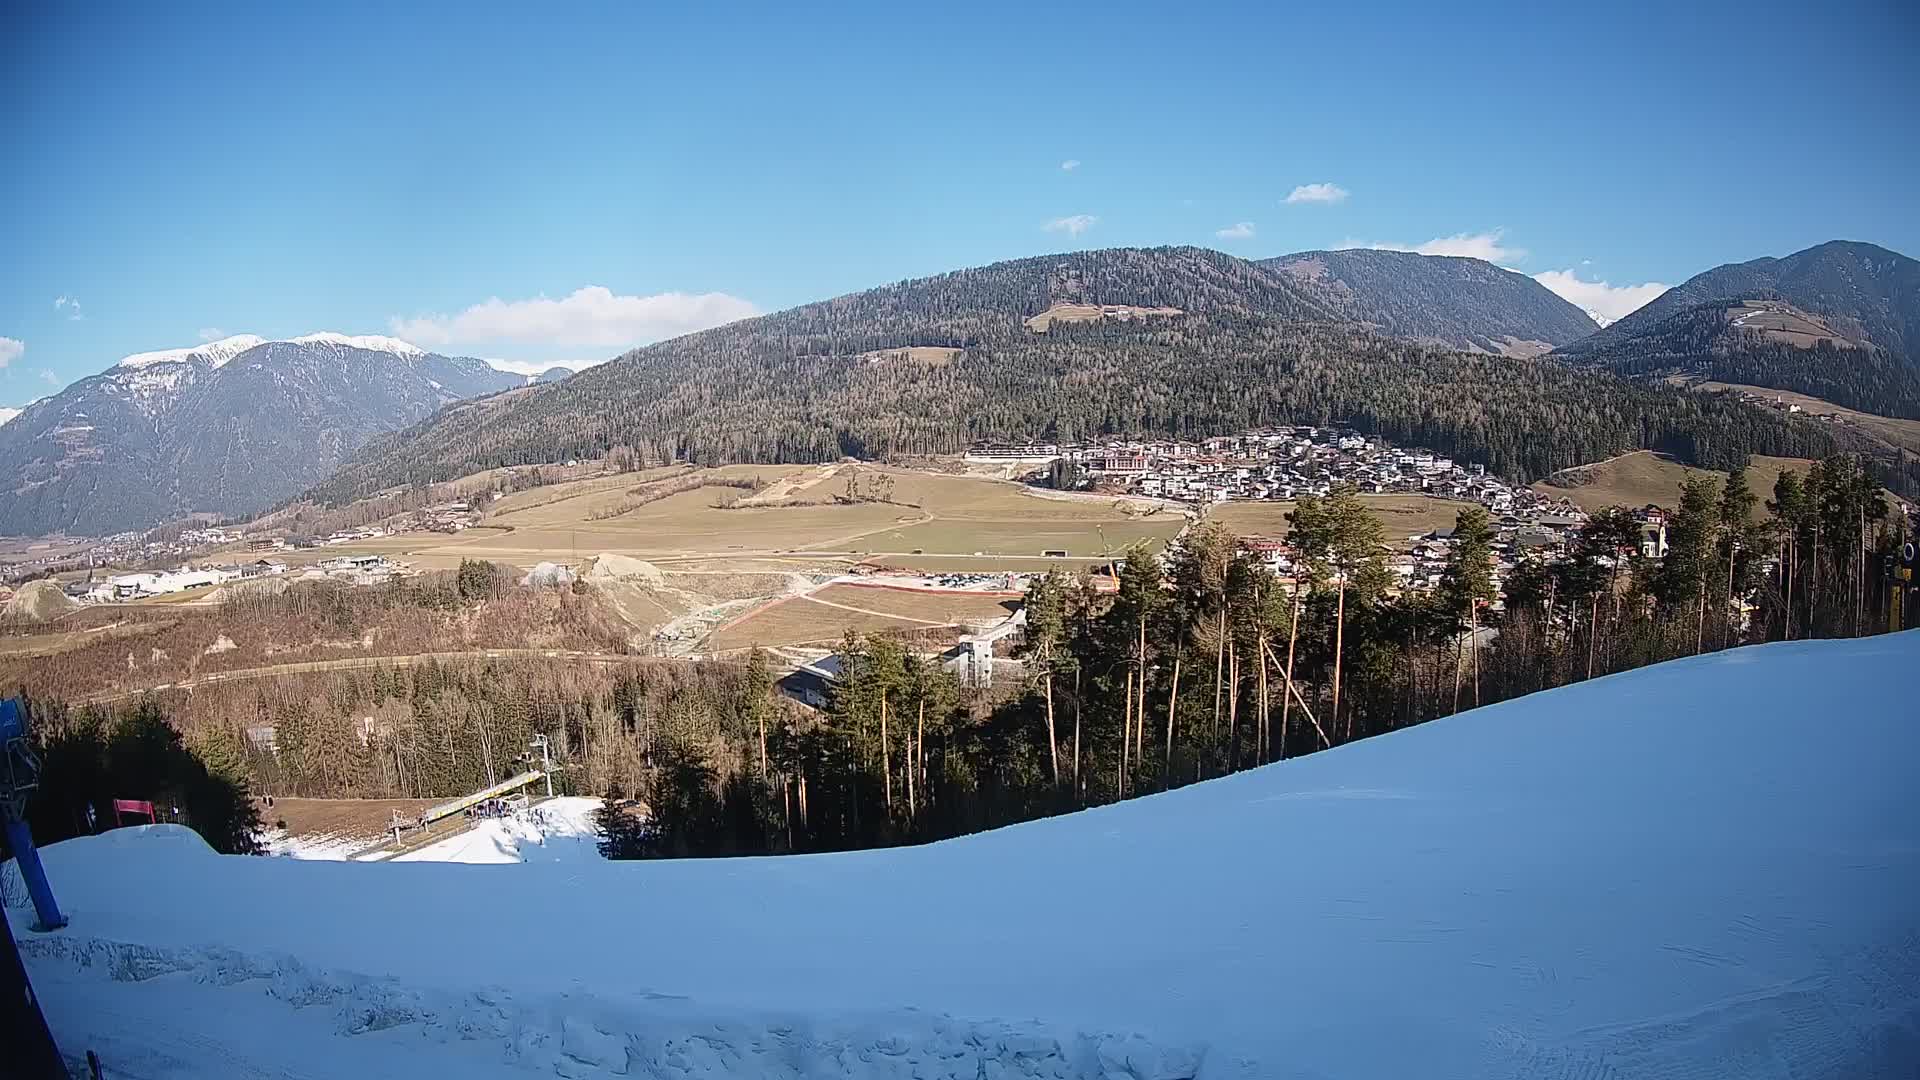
[1261,248,1598,356]
[0,336,523,535]
[1561,298,1920,420]
[309,247,1838,505]
[1565,240,1920,360]
[1559,241,1920,418]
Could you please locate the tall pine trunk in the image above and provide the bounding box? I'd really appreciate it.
[909,698,922,819]
[1072,668,1082,799]
[1257,632,1270,763]
[1135,615,1148,760]
[1810,518,1821,635]
[1470,602,1481,707]
[1044,671,1059,788]
[1211,603,1227,759]
[881,694,892,812]
[1280,584,1302,761]
[1226,642,1239,771]
[1164,652,1182,788]
[1332,577,1347,741]
[1587,594,1598,679]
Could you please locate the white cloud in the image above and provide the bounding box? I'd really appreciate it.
[1532,269,1668,326]
[483,356,605,378]
[39,369,61,386]
[1060,159,1081,171]
[1284,183,1349,205]
[1215,222,1257,241]
[197,327,229,342]
[0,407,21,427]
[1364,229,1527,264]
[0,336,22,368]
[389,286,759,350]
[1042,214,1098,237]
[54,296,83,321]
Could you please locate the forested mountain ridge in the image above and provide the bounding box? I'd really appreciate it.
[1561,298,1920,420]
[0,336,523,535]
[1557,241,1920,420]
[1260,248,1598,356]
[1562,240,1920,364]
[306,246,1845,506]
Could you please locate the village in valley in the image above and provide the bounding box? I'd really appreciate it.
[0,427,1691,621]
[978,425,1674,603]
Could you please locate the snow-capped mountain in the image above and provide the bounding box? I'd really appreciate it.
[0,333,524,535]
[0,406,24,427]
[115,334,270,370]
[1583,308,1614,328]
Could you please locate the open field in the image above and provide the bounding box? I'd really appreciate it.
[0,534,93,568]
[1532,451,1815,515]
[1691,381,1920,456]
[863,555,1115,573]
[807,583,1019,625]
[706,596,951,652]
[1208,494,1481,547]
[317,464,1185,570]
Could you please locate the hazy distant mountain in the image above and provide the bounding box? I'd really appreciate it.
[1559,241,1920,418]
[308,246,1833,507]
[1261,248,1598,356]
[0,334,522,535]
[531,366,576,385]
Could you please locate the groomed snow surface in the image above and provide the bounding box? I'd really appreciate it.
[261,797,604,865]
[10,633,1920,1079]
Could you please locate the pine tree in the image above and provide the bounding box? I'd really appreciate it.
[1439,505,1496,710]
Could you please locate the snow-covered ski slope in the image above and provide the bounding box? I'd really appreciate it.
[10,633,1919,1079]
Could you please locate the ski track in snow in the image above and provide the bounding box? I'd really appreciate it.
[9,633,1920,1078]
[25,934,1224,1079]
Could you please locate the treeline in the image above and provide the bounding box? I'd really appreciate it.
[54,656,790,807]
[0,566,634,702]
[307,247,1842,503]
[11,697,262,855]
[587,473,759,520]
[603,455,1912,860]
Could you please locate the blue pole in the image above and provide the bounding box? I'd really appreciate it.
[4,819,65,932]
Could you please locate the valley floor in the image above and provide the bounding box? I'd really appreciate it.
[9,633,1919,1079]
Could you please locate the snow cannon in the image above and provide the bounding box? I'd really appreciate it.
[1,698,66,931]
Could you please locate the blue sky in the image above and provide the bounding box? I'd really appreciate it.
[3,0,1916,401]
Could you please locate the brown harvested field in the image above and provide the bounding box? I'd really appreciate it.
[1209,495,1481,547]
[832,515,1179,558]
[808,583,1019,625]
[316,464,1182,569]
[707,597,952,652]
[263,797,438,840]
[1532,451,1815,516]
[1694,381,1920,456]
[0,535,93,567]
[866,555,1112,573]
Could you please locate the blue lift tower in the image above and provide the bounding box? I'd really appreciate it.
[1,697,70,1076]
